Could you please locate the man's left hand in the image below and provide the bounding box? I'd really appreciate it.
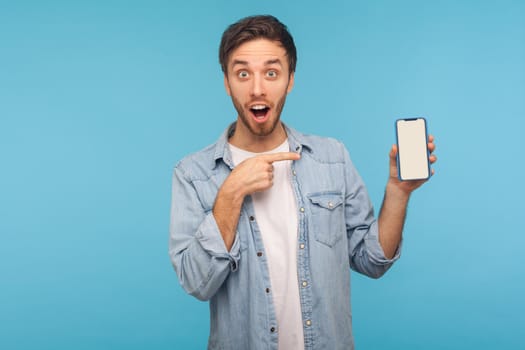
[387,135,437,196]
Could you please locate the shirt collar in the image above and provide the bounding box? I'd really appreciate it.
[212,122,236,169]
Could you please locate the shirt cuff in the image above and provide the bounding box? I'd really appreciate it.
[365,221,402,265]
[195,212,241,271]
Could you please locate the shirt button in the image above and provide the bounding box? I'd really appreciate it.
[299,243,305,249]
[292,170,297,176]
[257,252,263,257]
[305,320,312,327]
[270,327,276,333]
[300,207,305,213]
[249,215,255,221]
[302,281,308,287]
[328,201,333,208]
[295,146,300,152]
[266,288,270,293]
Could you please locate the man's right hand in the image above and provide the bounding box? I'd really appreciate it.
[213,151,300,251]
[227,152,301,196]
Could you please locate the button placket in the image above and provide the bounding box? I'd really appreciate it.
[288,146,314,342]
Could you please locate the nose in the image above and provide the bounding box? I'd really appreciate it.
[250,73,266,97]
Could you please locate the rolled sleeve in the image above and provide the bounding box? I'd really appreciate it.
[364,221,402,265]
[342,144,401,278]
[169,165,240,300]
[349,220,401,279]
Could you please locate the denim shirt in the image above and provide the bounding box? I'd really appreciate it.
[169,123,400,350]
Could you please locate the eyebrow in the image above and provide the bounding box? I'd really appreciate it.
[231,59,248,68]
[231,58,283,68]
[264,59,282,66]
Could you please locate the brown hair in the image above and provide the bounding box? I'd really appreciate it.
[219,15,297,74]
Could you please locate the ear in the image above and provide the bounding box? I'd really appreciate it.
[224,74,231,96]
[286,72,295,94]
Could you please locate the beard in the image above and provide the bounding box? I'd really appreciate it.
[231,92,288,137]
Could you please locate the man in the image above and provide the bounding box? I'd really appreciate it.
[169,15,436,350]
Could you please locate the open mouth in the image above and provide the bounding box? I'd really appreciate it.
[249,104,270,122]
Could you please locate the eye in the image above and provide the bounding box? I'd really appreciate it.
[238,70,249,79]
[266,70,278,78]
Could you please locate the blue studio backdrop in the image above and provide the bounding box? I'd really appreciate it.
[1,1,523,349]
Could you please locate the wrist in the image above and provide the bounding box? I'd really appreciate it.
[219,178,246,207]
[385,180,411,203]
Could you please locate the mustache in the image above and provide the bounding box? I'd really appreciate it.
[246,100,272,107]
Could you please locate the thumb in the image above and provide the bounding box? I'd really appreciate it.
[389,145,398,168]
[390,144,397,159]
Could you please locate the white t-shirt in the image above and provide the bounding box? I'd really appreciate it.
[229,140,304,350]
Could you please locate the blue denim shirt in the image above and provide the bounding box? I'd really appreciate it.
[169,123,400,350]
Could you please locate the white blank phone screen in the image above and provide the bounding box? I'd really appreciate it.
[397,119,429,180]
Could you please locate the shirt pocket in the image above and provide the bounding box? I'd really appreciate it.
[307,191,345,247]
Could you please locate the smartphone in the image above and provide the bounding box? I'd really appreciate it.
[395,118,430,181]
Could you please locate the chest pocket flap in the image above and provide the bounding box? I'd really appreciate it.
[307,192,345,247]
[308,193,344,210]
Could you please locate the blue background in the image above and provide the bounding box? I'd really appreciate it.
[1,0,523,349]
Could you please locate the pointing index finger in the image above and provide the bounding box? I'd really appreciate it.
[262,152,301,163]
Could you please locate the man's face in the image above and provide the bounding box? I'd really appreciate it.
[224,39,294,140]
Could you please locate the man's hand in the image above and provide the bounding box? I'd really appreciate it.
[213,152,301,251]
[227,152,301,197]
[387,134,437,197]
